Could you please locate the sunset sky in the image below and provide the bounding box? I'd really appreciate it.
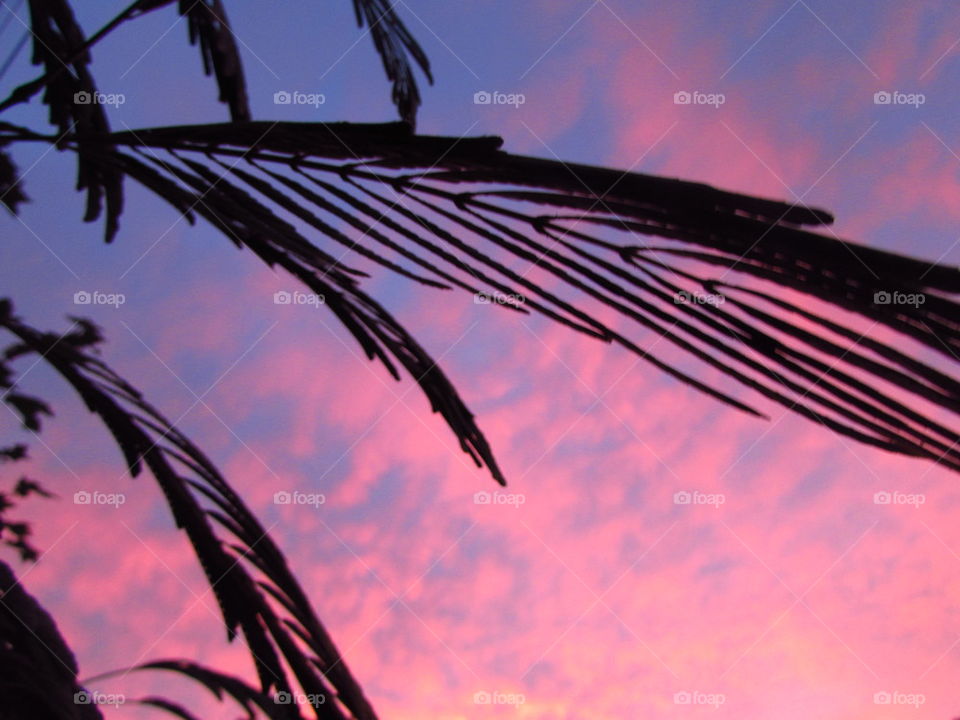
[3,1,960,718]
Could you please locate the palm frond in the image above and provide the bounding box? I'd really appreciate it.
[178,0,250,122]
[0,301,378,720]
[48,120,960,476]
[351,0,432,127]
[93,660,309,719]
[1,332,55,562]
[23,0,123,241]
[9,0,248,240]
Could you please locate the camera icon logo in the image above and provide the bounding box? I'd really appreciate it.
[274,91,292,105]
[674,691,692,704]
[473,691,492,704]
[873,691,892,705]
[274,491,292,505]
[74,691,92,705]
[274,691,293,704]
[473,91,492,105]
[873,291,891,305]
[674,91,692,105]
[74,491,92,504]
[473,491,491,505]
[74,91,92,105]
[673,290,690,304]
[274,290,292,305]
[74,291,92,304]
[473,292,491,304]
[673,491,692,505]
[873,91,892,105]
[873,491,892,505]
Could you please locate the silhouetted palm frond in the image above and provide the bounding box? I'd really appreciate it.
[177,0,250,122]
[91,659,315,719]
[4,2,960,718]
[24,0,123,240]
[0,300,378,720]
[11,119,953,476]
[351,0,433,127]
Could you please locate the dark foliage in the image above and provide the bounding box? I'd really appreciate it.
[351,0,432,127]
[2,2,960,718]
[31,118,960,475]
[0,560,104,720]
[0,300,378,719]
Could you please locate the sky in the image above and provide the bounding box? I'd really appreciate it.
[2,0,960,718]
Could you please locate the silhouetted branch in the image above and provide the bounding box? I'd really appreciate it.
[30,119,960,475]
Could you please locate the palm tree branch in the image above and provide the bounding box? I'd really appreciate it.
[0,301,379,719]
[8,119,960,475]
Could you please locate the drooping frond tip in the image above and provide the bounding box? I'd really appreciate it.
[179,0,251,122]
[353,0,433,127]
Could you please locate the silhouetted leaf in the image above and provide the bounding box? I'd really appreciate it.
[0,444,27,462]
[25,0,123,241]
[179,0,251,122]
[13,477,53,498]
[5,393,52,432]
[0,148,28,214]
[351,0,433,127]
